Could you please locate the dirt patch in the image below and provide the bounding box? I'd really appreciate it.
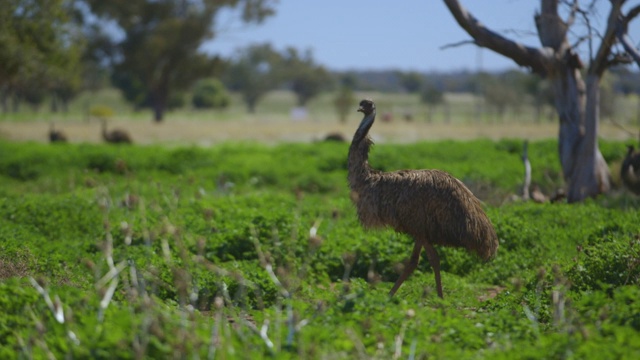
[477,286,507,302]
[0,256,31,280]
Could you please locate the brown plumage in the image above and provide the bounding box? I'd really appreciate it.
[621,145,640,195]
[49,123,68,143]
[530,184,549,203]
[348,99,498,298]
[101,119,132,144]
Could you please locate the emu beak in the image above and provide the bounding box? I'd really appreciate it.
[357,106,364,113]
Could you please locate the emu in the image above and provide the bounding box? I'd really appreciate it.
[101,119,132,144]
[621,145,640,195]
[48,122,68,143]
[348,99,498,298]
[323,132,347,143]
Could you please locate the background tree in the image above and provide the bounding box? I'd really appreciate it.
[224,43,282,113]
[49,41,84,113]
[480,71,527,122]
[81,0,276,122]
[0,0,84,113]
[420,82,445,123]
[516,73,557,123]
[482,77,512,122]
[282,47,332,107]
[612,67,640,95]
[192,78,230,110]
[334,73,358,123]
[443,0,640,202]
[599,73,618,121]
[397,71,424,93]
[615,8,640,127]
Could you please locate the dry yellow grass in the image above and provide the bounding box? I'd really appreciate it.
[3,89,637,145]
[0,117,634,145]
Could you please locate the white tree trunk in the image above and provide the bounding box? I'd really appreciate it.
[442,0,628,202]
[557,74,611,202]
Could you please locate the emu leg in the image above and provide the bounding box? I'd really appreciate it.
[423,243,443,298]
[388,240,422,296]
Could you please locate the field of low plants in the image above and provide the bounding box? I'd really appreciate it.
[1,138,639,359]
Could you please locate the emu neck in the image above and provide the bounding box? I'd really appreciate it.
[348,114,376,191]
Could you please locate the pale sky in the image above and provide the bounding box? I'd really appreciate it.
[206,1,640,72]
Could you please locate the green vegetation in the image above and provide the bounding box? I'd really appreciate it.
[192,78,231,110]
[1,139,639,358]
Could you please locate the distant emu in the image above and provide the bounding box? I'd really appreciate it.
[323,132,347,143]
[621,145,640,195]
[101,119,132,144]
[48,122,68,143]
[348,99,498,298]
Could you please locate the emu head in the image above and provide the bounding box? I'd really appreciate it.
[357,99,375,116]
[354,99,376,139]
[627,145,635,156]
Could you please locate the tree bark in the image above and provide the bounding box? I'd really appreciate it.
[151,87,167,123]
[153,104,164,122]
[442,0,622,202]
[562,75,612,200]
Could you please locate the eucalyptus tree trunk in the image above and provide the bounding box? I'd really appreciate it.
[151,87,167,123]
[538,6,611,201]
[153,103,165,123]
[556,72,611,201]
[442,0,640,202]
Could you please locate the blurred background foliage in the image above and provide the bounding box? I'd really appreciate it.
[1,0,639,126]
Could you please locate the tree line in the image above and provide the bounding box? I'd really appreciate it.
[0,0,279,121]
[2,1,639,127]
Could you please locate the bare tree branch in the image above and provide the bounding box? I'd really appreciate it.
[439,40,476,50]
[588,1,625,76]
[565,0,579,28]
[625,4,640,23]
[573,3,595,60]
[569,36,586,51]
[442,0,552,75]
[616,4,640,67]
[617,34,640,66]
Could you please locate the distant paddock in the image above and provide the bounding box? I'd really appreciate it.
[0,118,634,145]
